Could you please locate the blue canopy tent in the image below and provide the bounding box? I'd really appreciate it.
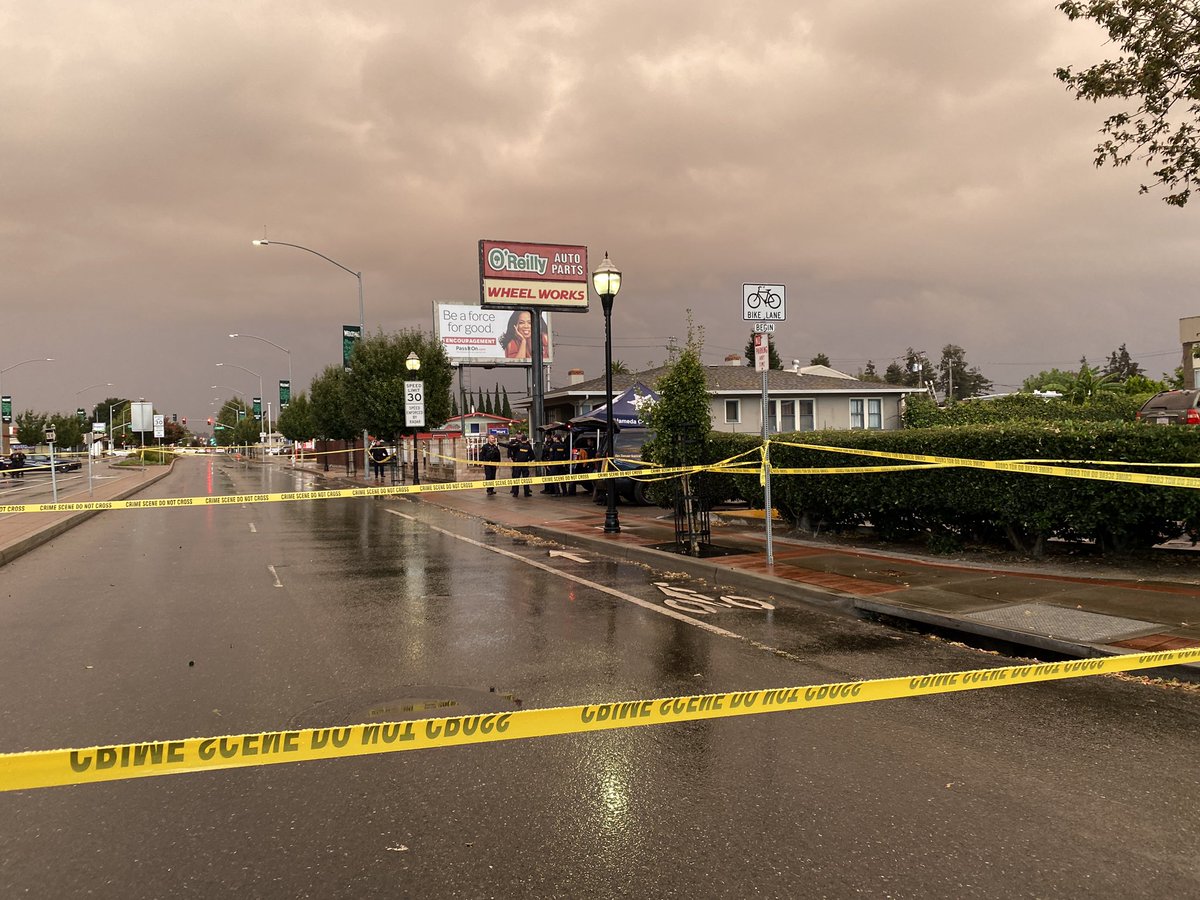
[571,382,660,430]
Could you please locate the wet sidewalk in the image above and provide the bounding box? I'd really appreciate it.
[408,478,1200,665]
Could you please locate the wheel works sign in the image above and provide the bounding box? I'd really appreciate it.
[478,240,589,312]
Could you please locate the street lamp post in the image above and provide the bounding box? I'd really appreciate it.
[230,332,293,463]
[0,357,54,456]
[405,352,422,485]
[216,362,264,455]
[591,253,623,534]
[75,382,112,493]
[252,239,367,474]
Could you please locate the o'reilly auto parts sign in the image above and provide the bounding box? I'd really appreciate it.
[478,240,588,312]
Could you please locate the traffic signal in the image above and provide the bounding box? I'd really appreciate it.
[181,417,187,426]
[207,417,213,426]
[172,413,178,423]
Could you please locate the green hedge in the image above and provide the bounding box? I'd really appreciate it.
[690,425,1200,555]
[903,393,1148,428]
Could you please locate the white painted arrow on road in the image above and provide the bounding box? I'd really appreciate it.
[548,550,590,564]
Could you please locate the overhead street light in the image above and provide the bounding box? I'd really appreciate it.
[0,357,54,455]
[216,362,265,450]
[252,238,367,473]
[591,252,622,534]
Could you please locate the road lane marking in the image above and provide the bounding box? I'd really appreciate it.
[267,565,283,588]
[385,509,739,639]
[548,550,589,563]
[249,523,257,533]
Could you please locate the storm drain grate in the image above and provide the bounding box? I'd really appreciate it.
[964,603,1153,643]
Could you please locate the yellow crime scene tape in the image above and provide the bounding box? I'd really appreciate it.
[3,647,1197,792]
[0,463,708,515]
[775,441,1200,490]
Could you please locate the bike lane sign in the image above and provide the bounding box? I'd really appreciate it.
[742,283,786,321]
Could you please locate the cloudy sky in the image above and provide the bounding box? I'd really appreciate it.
[2,0,1195,425]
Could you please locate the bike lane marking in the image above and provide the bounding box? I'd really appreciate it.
[385,509,738,639]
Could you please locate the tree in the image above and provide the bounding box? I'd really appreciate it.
[610,360,633,376]
[15,410,46,446]
[277,392,315,443]
[899,348,934,388]
[742,334,782,369]
[1102,343,1144,380]
[1022,367,1075,393]
[49,412,85,450]
[345,328,452,452]
[309,366,356,469]
[884,361,906,384]
[936,344,993,401]
[810,352,831,367]
[1041,357,1126,403]
[858,360,882,383]
[492,385,502,416]
[500,387,513,419]
[644,314,711,549]
[1056,1,1200,206]
[450,393,459,418]
[475,387,485,414]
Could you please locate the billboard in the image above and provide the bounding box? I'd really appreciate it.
[436,302,553,367]
[478,240,588,312]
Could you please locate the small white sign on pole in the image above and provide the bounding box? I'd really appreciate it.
[754,333,770,373]
[153,414,165,439]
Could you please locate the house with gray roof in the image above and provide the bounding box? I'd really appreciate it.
[531,359,924,434]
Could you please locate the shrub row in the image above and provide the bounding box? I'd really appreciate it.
[688,424,1200,555]
[902,393,1148,428]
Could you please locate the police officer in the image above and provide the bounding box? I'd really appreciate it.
[479,433,502,495]
[544,432,570,496]
[508,432,534,497]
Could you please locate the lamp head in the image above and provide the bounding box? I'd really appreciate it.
[252,240,270,246]
[591,252,621,309]
[229,333,239,338]
[405,352,421,372]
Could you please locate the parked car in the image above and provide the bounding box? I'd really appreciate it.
[23,454,78,473]
[1136,389,1200,425]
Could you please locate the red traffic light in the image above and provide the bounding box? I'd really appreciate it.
[181,417,187,426]
[207,417,213,426]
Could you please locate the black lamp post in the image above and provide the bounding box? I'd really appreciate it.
[592,252,623,534]
[406,351,422,484]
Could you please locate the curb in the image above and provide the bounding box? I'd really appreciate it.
[0,462,175,569]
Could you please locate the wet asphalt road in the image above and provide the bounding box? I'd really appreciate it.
[1,456,1198,898]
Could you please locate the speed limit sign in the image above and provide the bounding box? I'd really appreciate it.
[404,380,425,428]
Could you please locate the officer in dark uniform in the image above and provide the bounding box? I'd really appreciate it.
[479,433,502,495]
[544,432,570,495]
[508,432,534,497]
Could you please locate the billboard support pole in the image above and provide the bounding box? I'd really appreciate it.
[530,310,545,460]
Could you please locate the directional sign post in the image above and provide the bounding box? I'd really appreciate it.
[743,282,787,566]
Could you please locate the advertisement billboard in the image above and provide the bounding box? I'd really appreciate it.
[478,240,588,312]
[436,302,553,367]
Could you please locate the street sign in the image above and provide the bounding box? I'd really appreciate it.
[752,322,776,334]
[754,333,770,373]
[92,422,106,434]
[405,380,426,428]
[742,283,786,321]
[153,414,165,439]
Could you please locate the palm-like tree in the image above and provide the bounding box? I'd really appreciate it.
[1044,360,1125,404]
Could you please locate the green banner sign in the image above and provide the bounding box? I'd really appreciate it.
[343,325,362,372]
[1,396,10,424]
[252,397,262,421]
[77,408,86,420]
[279,380,291,410]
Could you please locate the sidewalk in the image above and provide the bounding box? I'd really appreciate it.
[0,458,173,566]
[340,465,1200,677]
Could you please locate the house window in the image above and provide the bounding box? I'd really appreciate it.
[850,398,884,429]
[725,399,741,424]
[767,399,797,434]
[798,399,814,431]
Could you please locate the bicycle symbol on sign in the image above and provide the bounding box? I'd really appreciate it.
[745,285,782,310]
